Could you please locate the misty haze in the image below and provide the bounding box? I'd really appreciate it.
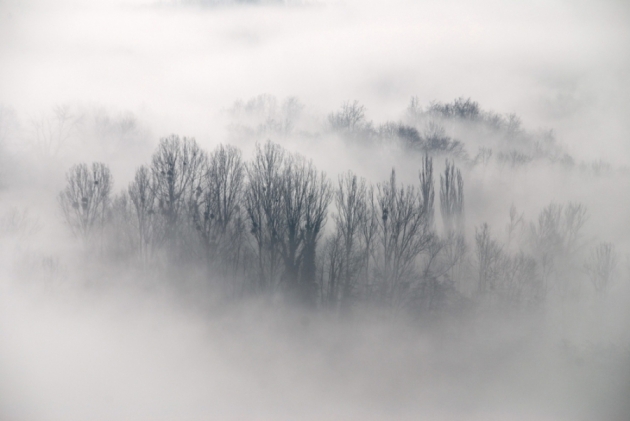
[1,0,629,420]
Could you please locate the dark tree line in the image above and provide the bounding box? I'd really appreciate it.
[59,135,614,312]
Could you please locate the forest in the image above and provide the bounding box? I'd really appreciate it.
[35,97,616,315]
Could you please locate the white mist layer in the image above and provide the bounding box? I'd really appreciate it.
[1,270,629,421]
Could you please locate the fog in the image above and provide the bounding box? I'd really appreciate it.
[1,0,630,420]
[3,0,630,160]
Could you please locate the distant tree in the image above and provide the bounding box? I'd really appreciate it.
[281,97,304,134]
[58,162,112,242]
[275,153,331,303]
[406,96,423,122]
[419,154,435,228]
[506,204,525,248]
[276,154,311,289]
[416,234,463,313]
[473,147,493,167]
[428,98,481,121]
[423,122,466,158]
[0,207,41,239]
[474,223,503,295]
[498,150,532,167]
[373,170,433,307]
[322,231,344,305]
[584,242,617,294]
[397,125,423,149]
[501,252,539,308]
[329,171,371,305]
[128,165,163,265]
[106,190,137,260]
[528,202,588,299]
[191,144,247,283]
[359,183,378,296]
[229,94,304,137]
[77,107,148,159]
[403,97,570,165]
[529,202,587,262]
[328,100,366,132]
[475,219,540,308]
[245,141,331,303]
[245,141,286,291]
[298,161,331,304]
[29,105,78,157]
[150,135,207,244]
[417,155,467,311]
[231,94,279,121]
[440,159,464,236]
[375,121,401,140]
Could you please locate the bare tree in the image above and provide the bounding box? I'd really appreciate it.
[330,171,371,305]
[245,142,331,303]
[228,95,304,137]
[562,202,588,256]
[58,162,112,242]
[500,252,539,308]
[425,98,482,123]
[584,242,617,294]
[473,221,541,309]
[299,163,332,304]
[415,231,466,314]
[191,144,246,284]
[276,154,311,289]
[506,204,525,249]
[328,100,366,132]
[419,154,435,229]
[128,165,163,265]
[274,153,331,303]
[406,96,423,123]
[245,141,286,291]
[281,97,304,135]
[373,170,432,306]
[150,135,207,244]
[359,184,378,297]
[473,147,493,167]
[440,159,464,236]
[29,105,78,157]
[105,191,137,260]
[322,231,344,306]
[528,202,588,298]
[423,122,466,158]
[475,223,503,295]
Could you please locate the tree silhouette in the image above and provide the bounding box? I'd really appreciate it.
[439,159,464,236]
[192,144,246,283]
[150,135,207,246]
[128,165,163,265]
[58,162,112,243]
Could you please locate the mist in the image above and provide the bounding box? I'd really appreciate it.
[1,0,630,420]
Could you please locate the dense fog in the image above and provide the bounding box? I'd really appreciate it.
[1,1,629,420]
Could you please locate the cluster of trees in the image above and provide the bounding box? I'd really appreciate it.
[0,103,149,167]
[228,95,584,171]
[1,97,605,183]
[58,135,619,312]
[330,97,577,168]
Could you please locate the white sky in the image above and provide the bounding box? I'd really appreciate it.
[0,0,629,162]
